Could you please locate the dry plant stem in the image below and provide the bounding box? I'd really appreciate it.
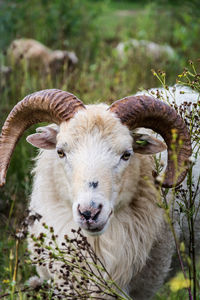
[57,242,117,297]
[165,207,193,300]
[70,259,126,299]
[192,159,200,215]
[10,239,19,299]
[12,239,19,282]
[44,240,130,299]
[194,176,200,221]
[153,68,199,298]
[57,232,131,299]
[166,141,193,300]
[187,168,197,300]
[78,238,131,299]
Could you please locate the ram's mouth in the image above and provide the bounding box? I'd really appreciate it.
[84,211,113,236]
[85,224,107,236]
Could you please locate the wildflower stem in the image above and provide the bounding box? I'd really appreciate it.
[12,239,19,283]
[188,167,197,300]
[164,207,193,300]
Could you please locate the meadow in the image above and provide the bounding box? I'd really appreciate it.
[0,0,200,299]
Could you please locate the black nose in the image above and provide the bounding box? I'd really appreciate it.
[81,210,91,220]
[78,204,102,222]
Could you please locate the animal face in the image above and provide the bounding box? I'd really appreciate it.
[48,51,64,72]
[27,104,166,235]
[57,105,134,235]
[50,50,78,72]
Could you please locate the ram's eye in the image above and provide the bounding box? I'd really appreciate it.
[121,151,131,161]
[57,149,65,158]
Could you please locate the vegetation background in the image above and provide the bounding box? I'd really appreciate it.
[0,0,200,299]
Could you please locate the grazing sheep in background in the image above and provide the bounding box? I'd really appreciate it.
[7,39,78,74]
[116,39,176,61]
[0,87,199,299]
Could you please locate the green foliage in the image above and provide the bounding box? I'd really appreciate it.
[95,1,200,66]
[0,0,103,59]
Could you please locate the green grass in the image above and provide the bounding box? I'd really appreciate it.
[0,0,200,299]
[93,0,143,41]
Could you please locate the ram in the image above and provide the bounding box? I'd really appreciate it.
[7,39,78,74]
[0,87,199,299]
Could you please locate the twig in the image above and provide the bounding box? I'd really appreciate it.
[0,287,29,299]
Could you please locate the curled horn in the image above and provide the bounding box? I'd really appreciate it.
[0,89,85,186]
[109,95,192,188]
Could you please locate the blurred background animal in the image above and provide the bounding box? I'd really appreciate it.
[116,39,176,62]
[7,39,78,74]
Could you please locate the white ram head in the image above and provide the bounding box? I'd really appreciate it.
[0,89,191,235]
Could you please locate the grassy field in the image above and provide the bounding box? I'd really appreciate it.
[0,0,200,299]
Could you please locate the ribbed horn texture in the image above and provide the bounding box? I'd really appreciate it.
[0,89,85,186]
[109,95,192,188]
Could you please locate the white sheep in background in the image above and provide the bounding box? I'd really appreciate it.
[7,38,78,74]
[116,39,176,61]
[0,86,199,299]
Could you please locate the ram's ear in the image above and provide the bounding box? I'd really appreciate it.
[132,133,167,155]
[26,126,58,149]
